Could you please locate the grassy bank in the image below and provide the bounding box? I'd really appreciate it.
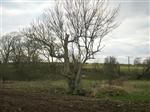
[1,80,150,102]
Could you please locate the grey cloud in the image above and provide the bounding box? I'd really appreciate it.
[118,0,149,20]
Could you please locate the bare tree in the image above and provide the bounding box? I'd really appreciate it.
[23,0,119,93]
[23,37,41,63]
[103,56,120,84]
[11,33,27,63]
[0,32,17,63]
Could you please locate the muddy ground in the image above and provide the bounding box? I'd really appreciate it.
[0,89,150,112]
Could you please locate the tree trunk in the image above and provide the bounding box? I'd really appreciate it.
[64,33,70,75]
[68,64,82,94]
[63,33,82,94]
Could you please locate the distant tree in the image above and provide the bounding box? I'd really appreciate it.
[142,57,150,79]
[23,38,41,63]
[11,33,26,63]
[23,0,119,94]
[136,57,150,79]
[103,56,120,84]
[133,57,142,77]
[0,32,17,63]
[134,57,141,66]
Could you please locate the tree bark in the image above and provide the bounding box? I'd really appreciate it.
[68,63,82,94]
[64,33,70,75]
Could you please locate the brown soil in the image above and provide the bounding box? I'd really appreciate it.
[0,89,150,112]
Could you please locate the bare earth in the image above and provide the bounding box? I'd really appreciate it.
[0,89,150,112]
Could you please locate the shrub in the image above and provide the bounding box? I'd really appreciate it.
[96,86,128,98]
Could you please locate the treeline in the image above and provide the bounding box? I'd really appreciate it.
[0,55,149,82]
[0,32,149,82]
[0,32,44,64]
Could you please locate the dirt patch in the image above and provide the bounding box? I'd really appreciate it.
[0,89,150,112]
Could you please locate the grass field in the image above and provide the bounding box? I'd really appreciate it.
[1,79,150,102]
[83,63,144,72]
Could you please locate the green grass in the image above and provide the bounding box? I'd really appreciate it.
[95,80,150,102]
[1,79,150,102]
[83,63,144,73]
[1,80,68,93]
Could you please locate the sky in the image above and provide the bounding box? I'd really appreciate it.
[0,0,149,64]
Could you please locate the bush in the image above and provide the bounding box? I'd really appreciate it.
[0,63,63,81]
[96,86,128,98]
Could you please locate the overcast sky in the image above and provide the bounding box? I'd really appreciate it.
[0,0,149,63]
